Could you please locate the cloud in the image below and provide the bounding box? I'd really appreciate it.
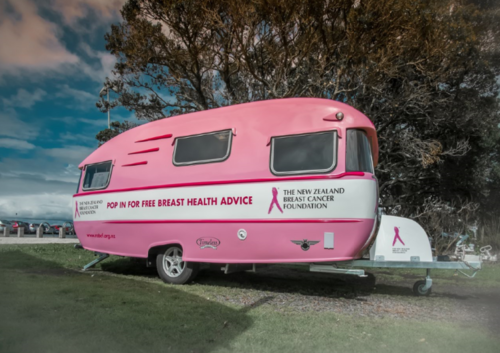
[0,138,36,150]
[79,117,108,127]
[0,145,87,219]
[56,84,96,107]
[43,145,94,165]
[52,116,106,127]
[60,131,96,145]
[2,88,47,109]
[0,0,122,82]
[0,193,73,220]
[0,154,81,184]
[0,173,76,219]
[0,111,39,139]
[79,44,117,83]
[62,164,82,178]
[52,0,125,25]
[0,173,76,197]
[0,0,79,76]
[82,52,117,83]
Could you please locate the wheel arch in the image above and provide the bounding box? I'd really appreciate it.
[147,240,184,267]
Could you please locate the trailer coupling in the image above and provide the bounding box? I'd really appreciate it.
[83,252,110,271]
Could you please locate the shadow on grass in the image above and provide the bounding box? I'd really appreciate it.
[100,257,479,301]
[100,257,402,298]
[0,250,254,353]
[100,257,374,297]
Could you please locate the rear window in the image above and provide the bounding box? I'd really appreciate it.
[82,161,113,191]
[173,130,232,166]
[0,220,11,225]
[346,129,374,173]
[270,130,337,175]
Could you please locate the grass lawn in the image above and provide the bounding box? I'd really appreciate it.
[0,244,499,353]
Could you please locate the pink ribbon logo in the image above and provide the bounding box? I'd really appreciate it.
[75,201,81,218]
[392,227,405,246]
[268,187,283,214]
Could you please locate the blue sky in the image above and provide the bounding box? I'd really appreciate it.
[0,0,137,219]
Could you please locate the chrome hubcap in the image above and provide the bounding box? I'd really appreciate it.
[162,247,185,278]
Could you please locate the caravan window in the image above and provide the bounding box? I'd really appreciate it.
[270,130,337,175]
[76,170,82,193]
[173,130,232,166]
[346,129,374,173]
[82,161,113,191]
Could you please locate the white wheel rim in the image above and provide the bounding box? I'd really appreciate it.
[162,247,186,278]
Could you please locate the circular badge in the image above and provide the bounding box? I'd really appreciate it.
[237,229,247,240]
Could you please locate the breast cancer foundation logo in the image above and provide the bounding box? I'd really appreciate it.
[392,226,405,246]
[75,201,81,218]
[268,187,283,214]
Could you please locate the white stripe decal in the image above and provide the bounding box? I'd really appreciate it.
[74,179,376,222]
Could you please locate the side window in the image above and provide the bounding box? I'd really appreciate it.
[82,161,113,191]
[271,130,337,175]
[173,130,232,166]
[346,129,374,173]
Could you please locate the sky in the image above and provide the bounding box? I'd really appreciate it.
[0,0,138,220]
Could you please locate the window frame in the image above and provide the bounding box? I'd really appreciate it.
[345,129,374,174]
[269,130,338,176]
[172,129,233,167]
[81,160,114,191]
[76,169,83,193]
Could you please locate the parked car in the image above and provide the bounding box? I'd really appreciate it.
[29,223,40,234]
[67,222,75,235]
[10,220,29,233]
[52,223,74,235]
[0,220,14,234]
[39,222,54,234]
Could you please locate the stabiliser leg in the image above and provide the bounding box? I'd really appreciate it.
[82,252,110,271]
[422,269,433,292]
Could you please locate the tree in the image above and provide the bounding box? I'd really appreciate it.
[98,0,500,250]
[95,120,138,146]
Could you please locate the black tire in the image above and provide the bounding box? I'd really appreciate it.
[155,246,199,284]
[413,280,432,296]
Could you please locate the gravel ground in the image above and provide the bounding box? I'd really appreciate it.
[97,260,500,333]
[190,266,500,333]
[10,245,496,334]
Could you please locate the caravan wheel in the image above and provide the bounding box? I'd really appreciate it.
[413,280,432,296]
[156,246,199,284]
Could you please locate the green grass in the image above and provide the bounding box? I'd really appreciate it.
[0,244,499,353]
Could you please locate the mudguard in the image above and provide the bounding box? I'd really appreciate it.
[369,216,433,262]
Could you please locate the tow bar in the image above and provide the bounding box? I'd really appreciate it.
[74,244,109,271]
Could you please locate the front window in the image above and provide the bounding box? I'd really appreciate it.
[82,161,113,191]
[270,130,337,175]
[346,129,374,173]
[76,169,82,193]
[173,129,232,166]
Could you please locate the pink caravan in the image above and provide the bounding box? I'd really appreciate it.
[73,98,379,284]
